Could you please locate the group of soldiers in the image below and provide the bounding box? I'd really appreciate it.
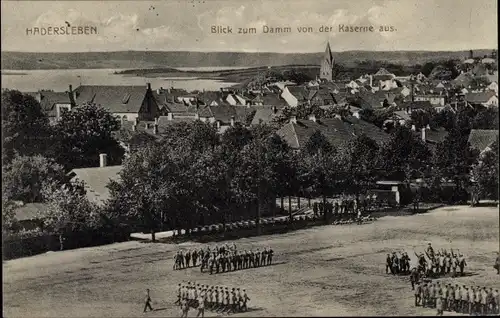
[414,244,467,278]
[173,244,274,275]
[385,251,412,275]
[176,282,251,317]
[413,281,499,316]
[312,196,373,220]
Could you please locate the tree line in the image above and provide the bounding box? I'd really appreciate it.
[2,89,498,244]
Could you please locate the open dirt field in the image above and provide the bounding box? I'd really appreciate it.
[3,206,500,317]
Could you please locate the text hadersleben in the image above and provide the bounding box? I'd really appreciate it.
[26,26,98,36]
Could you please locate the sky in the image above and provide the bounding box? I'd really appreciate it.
[1,0,497,53]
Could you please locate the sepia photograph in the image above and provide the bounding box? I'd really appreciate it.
[1,0,499,316]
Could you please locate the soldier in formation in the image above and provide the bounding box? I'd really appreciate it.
[177,282,251,315]
[203,245,274,275]
[413,245,467,278]
[385,251,411,275]
[415,282,499,315]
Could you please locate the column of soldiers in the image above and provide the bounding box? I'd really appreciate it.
[414,244,468,278]
[173,244,275,274]
[414,281,499,316]
[385,251,412,275]
[176,282,251,317]
[313,196,373,224]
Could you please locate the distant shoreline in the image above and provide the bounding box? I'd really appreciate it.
[1,71,28,75]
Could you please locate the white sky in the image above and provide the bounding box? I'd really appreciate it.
[1,0,497,53]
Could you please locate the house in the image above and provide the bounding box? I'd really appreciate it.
[251,106,281,125]
[468,129,499,154]
[308,88,337,106]
[414,94,446,106]
[487,82,498,94]
[26,89,74,123]
[281,85,308,107]
[398,100,434,113]
[276,115,389,150]
[73,84,160,121]
[465,91,498,108]
[12,202,49,231]
[197,104,254,130]
[67,155,122,206]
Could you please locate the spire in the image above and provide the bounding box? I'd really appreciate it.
[325,42,334,66]
[319,41,335,82]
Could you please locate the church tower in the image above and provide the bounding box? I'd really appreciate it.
[319,42,335,81]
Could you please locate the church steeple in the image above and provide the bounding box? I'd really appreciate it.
[319,42,335,81]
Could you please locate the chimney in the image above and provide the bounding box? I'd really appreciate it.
[147,83,151,90]
[153,124,158,135]
[411,124,416,131]
[99,153,107,168]
[216,120,221,129]
[154,117,158,125]
[369,75,373,87]
[421,127,426,142]
[134,117,139,126]
[308,114,317,122]
[272,106,277,114]
[290,116,297,124]
[167,112,173,120]
[230,116,235,127]
[36,92,42,103]
[145,122,150,129]
[132,124,137,132]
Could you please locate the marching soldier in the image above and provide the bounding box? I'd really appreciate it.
[231,288,238,313]
[143,288,154,313]
[447,284,455,312]
[242,289,250,312]
[180,297,189,318]
[468,286,475,315]
[481,287,488,315]
[409,268,419,290]
[414,282,422,306]
[176,283,182,305]
[267,247,274,265]
[196,288,205,318]
[192,249,198,267]
[237,288,243,312]
[255,249,261,267]
[454,284,461,312]
[460,285,468,314]
[422,283,429,308]
[436,291,443,316]
[458,254,466,276]
[185,250,191,268]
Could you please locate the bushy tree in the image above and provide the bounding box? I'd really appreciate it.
[433,128,479,198]
[471,140,499,201]
[379,125,432,182]
[49,103,124,170]
[40,180,101,249]
[472,107,499,130]
[304,130,333,155]
[1,90,52,164]
[3,155,66,203]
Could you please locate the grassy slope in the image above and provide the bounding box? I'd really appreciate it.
[3,205,499,317]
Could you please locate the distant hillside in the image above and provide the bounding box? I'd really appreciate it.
[1,50,494,70]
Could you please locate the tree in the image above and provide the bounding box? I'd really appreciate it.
[231,134,292,233]
[430,109,455,131]
[471,140,499,201]
[49,103,124,170]
[3,155,66,203]
[432,128,479,201]
[1,90,52,164]
[410,109,432,130]
[379,125,432,182]
[2,197,17,233]
[472,107,499,130]
[107,143,191,241]
[339,134,380,195]
[40,180,101,250]
[304,130,333,155]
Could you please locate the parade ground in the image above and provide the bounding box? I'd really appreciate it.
[3,205,499,317]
